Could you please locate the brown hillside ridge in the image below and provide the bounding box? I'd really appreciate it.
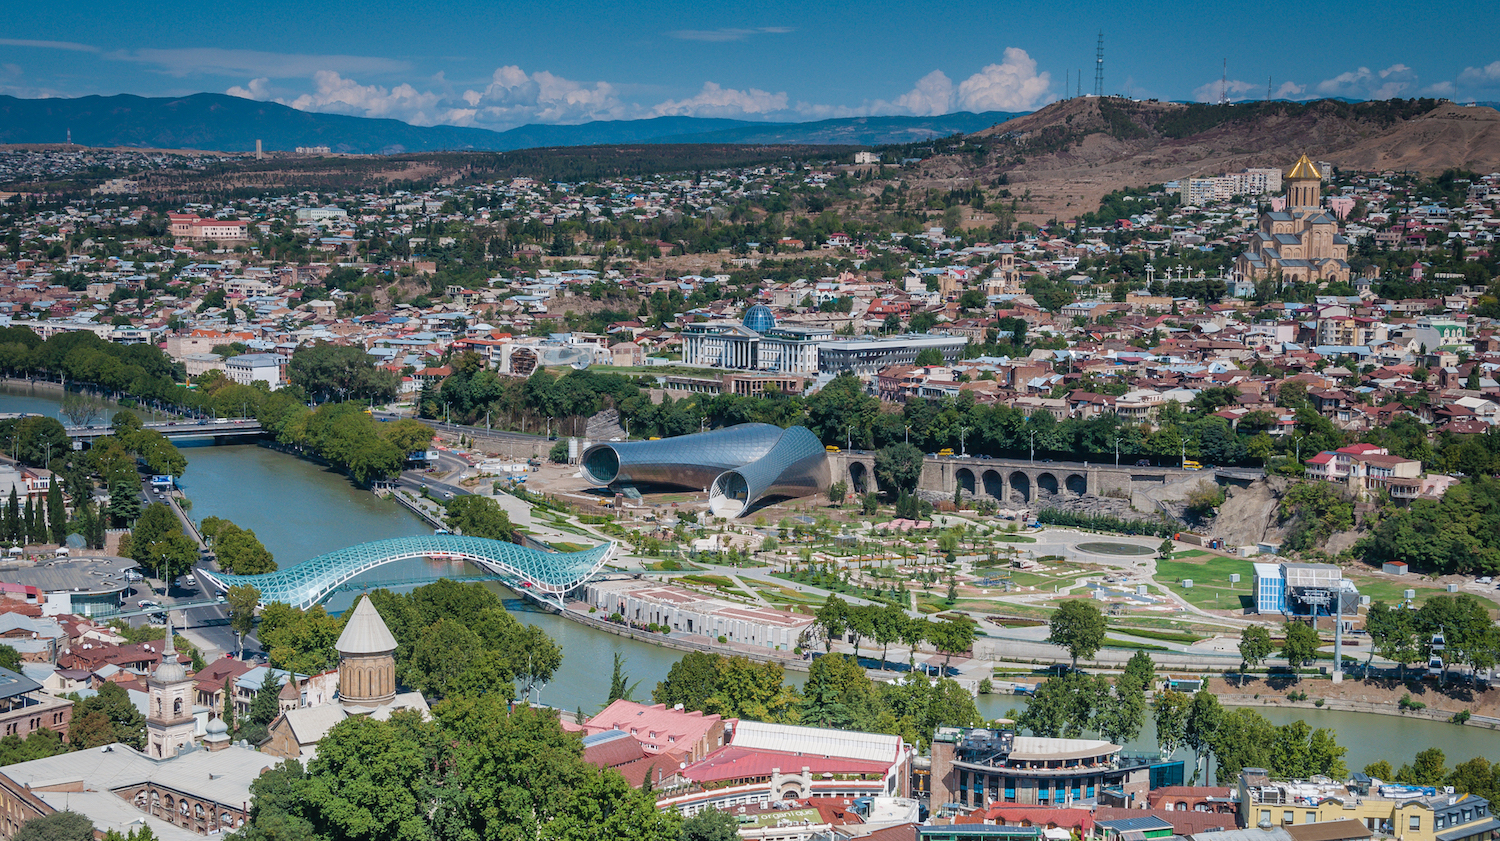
[914,97,1500,223]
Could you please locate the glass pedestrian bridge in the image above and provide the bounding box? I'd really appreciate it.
[198,534,615,610]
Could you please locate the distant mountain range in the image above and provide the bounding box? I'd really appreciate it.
[0,93,1024,154]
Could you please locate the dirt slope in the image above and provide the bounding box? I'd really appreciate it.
[917,98,1500,221]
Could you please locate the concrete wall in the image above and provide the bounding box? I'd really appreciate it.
[826,452,1191,504]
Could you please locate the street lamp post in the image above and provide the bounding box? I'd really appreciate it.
[959,426,969,456]
[1029,430,1036,464]
[1115,437,1122,467]
[847,425,853,451]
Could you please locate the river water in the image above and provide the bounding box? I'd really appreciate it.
[4,384,1497,770]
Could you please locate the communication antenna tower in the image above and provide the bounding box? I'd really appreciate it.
[1267,76,1273,101]
[1221,59,1228,105]
[1094,32,1104,97]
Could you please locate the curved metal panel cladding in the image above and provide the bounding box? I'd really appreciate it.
[709,426,831,517]
[580,423,784,489]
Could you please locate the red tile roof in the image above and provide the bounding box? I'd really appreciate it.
[682,745,890,785]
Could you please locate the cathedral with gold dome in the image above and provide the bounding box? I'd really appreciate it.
[1236,155,1351,285]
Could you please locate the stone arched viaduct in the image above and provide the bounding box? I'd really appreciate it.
[827,452,1193,504]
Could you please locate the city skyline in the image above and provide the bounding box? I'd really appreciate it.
[2,0,1499,132]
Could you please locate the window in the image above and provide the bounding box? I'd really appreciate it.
[1283,811,1295,825]
[1306,813,1316,824]
[1409,816,1421,831]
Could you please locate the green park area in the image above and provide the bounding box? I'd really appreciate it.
[1155,550,1255,611]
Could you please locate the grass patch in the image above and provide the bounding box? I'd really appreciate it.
[550,542,591,553]
[1109,626,1204,644]
[994,534,1037,543]
[1103,642,1172,652]
[679,574,736,589]
[1155,553,1255,610]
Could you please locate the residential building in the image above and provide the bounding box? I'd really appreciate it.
[1239,770,1499,841]
[224,353,284,388]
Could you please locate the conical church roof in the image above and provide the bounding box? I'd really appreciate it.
[336,596,398,655]
[1287,154,1321,181]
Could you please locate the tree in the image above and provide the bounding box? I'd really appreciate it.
[69,682,144,749]
[607,652,637,704]
[870,603,906,670]
[653,650,720,712]
[680,808,739,841]
[46,481,65,545]
[1398,748,1448,786]
[826,481,848,507]
[216,523,276,575]
[928,618,974,669]
[226,585,260,659]
[1238,625,1274,685]
[59,393,105,427]
[442,495,514,541]
[13,811,95,841]
[1282,621,1321,677]
[1366,601,1421,677]
[815,595,849,653]
[1184,689,1223,784]
[1120,650,1156,693]
[287,341,399,403]
[914,347,945,367]
[1047,600,1106,668]
[0,644,21,673]
[874,442,924,495]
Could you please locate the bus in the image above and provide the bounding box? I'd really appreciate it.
[937,448,955,457]
[1182,459,1202,470]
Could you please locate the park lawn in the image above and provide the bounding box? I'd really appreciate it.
[1155,554,1255,609]
[995,534,1037,543]
[679,574,736,589]
[1341,571,1448,607]
[1169,549,1212,559]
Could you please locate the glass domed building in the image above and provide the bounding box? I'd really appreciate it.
[742,304,776,333]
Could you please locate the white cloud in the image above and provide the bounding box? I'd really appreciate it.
[651,82,788,117]
[665,27,793,42]
[460,65,626,125]
[886,70,955,116]
[1316,64,1417,100]
[111,48,408,79]
[225,77,273,100]
[954,48,1053,112]
[1456,61,1500,100]
[285,71,448,125]
[1190,78,1264,103]
[0,38,99,53]
[1276,81,1307,99]
[855,48,1053,117]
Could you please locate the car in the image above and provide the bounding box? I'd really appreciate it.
[197,419,208,425]
[1478,576,1493,585]
[215,595,226,604]
[185,576,197,586]
[1136,459,1152,467]
[443,491,453,499]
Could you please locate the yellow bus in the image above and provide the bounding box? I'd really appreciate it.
[937,448,955,457]
[825,445,841,452]
[1183,459,1202,470]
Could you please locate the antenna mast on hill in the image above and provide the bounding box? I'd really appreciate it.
[1094,32,1104,97]
[1221,59,1228,105]
[1268,76,1273,101]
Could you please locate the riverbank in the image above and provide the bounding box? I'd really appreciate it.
[1204,675,1500,728]
[526,593,817,673]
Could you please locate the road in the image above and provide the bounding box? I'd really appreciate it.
[132,474,261,659]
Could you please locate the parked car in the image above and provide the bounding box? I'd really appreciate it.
[1136,459,1152,466]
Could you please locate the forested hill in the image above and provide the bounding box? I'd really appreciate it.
[0,93,1021,154]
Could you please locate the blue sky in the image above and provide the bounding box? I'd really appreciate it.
[3,0,1498,131]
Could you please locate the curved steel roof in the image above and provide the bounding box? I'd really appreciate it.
[198,534,614,609]
[580,423,784,489]
[709,426,831,518]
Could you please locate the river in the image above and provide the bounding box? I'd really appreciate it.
[3,384,1497,771]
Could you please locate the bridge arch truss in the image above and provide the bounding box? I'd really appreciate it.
[199,534,614,610]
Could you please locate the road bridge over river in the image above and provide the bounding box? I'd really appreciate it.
[66,419,263,444]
